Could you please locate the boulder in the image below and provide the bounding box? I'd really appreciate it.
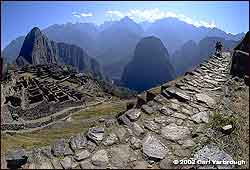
[130,137,141,149]
[125,109,141,121]
[143,120,160,132]
[193,144,235,169]
[142,134,168,160]
[191,112,209,123]
[87,127,105,144]
[5,149,28,169]
[165,88,191,101]
[51,158,63,169]
[160,106,174,115]
[221,124,233,134]
[171,112,187,120]
[181,107,194,116]
[104,118,116,128]
[133,161,149,169]
[141,105,154,114]
[110,144,131,168]
[161,123,191,141]
[60,157,74,169]
[132,122,145,136]
[86,140,97,153]
[160,155,177,169]
[80,159,100,169]
[91,149,109,167]
[69,134,87,152]
[195,93,215,107]
[102,133,118,146]
[181,139,196,149]
[74,150,91,161]
[51,139,73,157]
[118,114,132,126]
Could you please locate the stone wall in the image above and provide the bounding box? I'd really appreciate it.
[7,99,85,121]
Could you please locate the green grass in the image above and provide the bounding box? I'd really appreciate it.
[72,100,126,120]
[208,111,237,129]
[1,100,127,154]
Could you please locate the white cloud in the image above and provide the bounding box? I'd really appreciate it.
[106,10,125,18]
[105,8,216,28]
[72,12,93,18]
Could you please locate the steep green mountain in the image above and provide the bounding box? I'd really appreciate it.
[121,36,176,92]
[16,27,105,80]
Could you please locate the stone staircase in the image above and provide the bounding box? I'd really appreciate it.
[2,52,239,169]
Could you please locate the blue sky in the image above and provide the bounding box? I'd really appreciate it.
[1,1,249,49]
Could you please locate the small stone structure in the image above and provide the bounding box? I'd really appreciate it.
[1,64,106,131]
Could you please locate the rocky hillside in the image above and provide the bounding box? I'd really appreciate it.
[16,27,105,80]
[121,36,175,92]
[234,31,249,52]
[2,51,248,169]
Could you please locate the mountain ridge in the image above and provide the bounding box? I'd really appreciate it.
[16,27,105,80]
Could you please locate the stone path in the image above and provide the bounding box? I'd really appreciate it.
[2,52,238,169]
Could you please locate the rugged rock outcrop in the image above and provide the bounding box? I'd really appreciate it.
[16,27,105,80]
[121,36,176,92]
[16,27,58,66]
[56,42,104,80]
[230,31,249,81]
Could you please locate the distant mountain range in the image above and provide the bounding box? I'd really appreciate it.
[16,27,105,80]
[2,16,245,81]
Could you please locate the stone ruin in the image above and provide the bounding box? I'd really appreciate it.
[1,64,108,131]
[2,51,247,169]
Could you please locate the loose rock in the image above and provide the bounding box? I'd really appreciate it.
[125,109,141,121]
[60,157,73,169]
[102,133,118,146]
[132,122,145,136]
[195,93,216,107]
[74,150,90,161]
[5,149,28,169]
[91,149,109,167]
[110,144,131,168]
[142,133,168,160]
[141,105,154,114]
[191,112,209,123]
[161,123,191,141]
[130,137,141,149]
[51,139,73,157]
[193,144,235,169]
[69,134,87,152]
[87,127,105,144]
[144,120,160,132]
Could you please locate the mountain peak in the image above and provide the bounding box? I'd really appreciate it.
[120,16,134,23]
[16,27,57,65]
[121,36,175,91]
[29,27,42,36]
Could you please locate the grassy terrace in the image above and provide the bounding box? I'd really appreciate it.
[1,99,128,154]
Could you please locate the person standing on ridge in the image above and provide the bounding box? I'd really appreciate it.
[215,41,223,57]
[215,41,223,53]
